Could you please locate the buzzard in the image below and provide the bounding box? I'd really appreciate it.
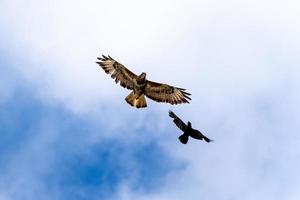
[169,110,213,144]
[96,55,191,108]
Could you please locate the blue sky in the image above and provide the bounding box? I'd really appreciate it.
[1,0,300,200]
[0,61,182,200]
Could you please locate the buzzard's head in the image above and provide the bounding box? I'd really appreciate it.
[137,72,147,83]
[187,121,192,127]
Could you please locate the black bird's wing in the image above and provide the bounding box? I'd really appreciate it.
[191,129,213,143]
[168,110,187,132]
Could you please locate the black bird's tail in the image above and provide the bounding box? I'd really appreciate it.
[179,134,189,144]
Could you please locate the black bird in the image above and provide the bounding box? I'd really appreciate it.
[169,110,213,144]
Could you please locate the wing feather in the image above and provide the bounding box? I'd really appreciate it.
[96,55,137,90]
[168,110,187,132]
[145,81,191,105]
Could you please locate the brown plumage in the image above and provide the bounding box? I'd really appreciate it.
[169,110,213,144]
[96,55,191,108]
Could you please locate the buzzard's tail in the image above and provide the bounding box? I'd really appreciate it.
[179,134,189,144]
[125,92,147,108]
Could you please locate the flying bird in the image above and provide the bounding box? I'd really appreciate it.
[169,110,213,144]
[96,55,191,108]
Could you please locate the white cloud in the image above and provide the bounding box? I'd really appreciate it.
[1,0,299,113]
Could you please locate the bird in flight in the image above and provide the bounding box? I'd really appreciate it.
[96,55,191,108]
[169,110,213,144]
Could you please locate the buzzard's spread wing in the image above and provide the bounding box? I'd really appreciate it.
[168,110,187,132]
[96,55,137,89]
[145,81,191,105]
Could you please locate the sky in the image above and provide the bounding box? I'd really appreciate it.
[0,0,300,200]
